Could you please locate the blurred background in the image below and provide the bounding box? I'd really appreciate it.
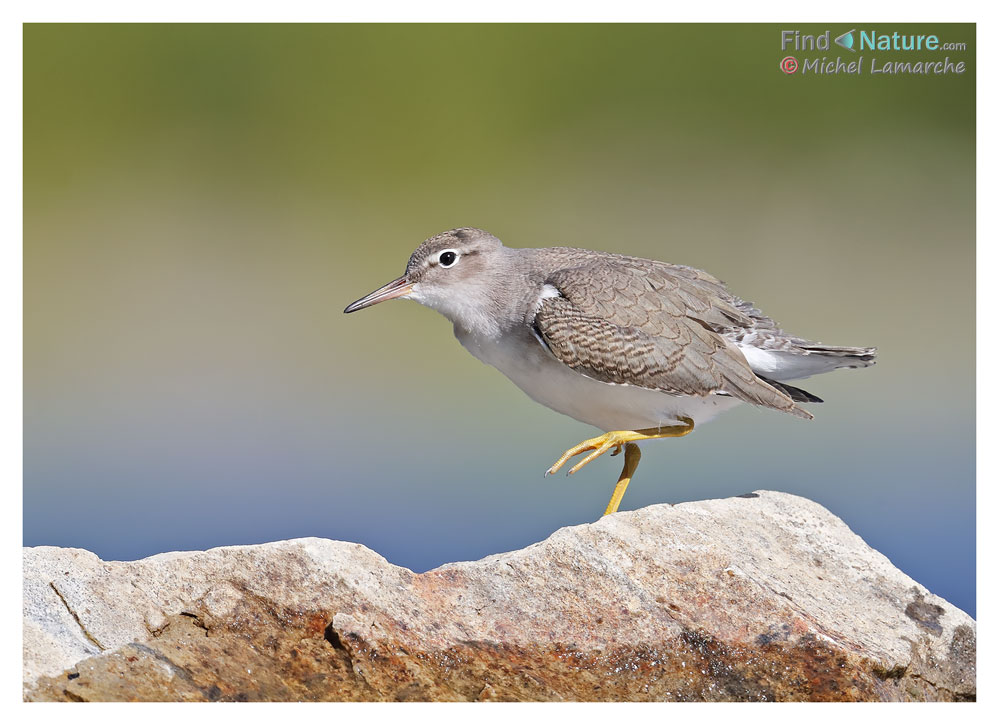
[24,24,975,615]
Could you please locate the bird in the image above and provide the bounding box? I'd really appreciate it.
[344,227,876,516]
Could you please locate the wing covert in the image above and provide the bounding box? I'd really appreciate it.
[533,263,811,419]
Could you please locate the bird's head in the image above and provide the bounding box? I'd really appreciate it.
[344,228,509,331]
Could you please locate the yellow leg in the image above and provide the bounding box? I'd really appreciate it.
[545,417,695,515]
[604,442,641,516]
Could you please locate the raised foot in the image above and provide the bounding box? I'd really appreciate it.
[545,417,695,477]
[545,431,633,477]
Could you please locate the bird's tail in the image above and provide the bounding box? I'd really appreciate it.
[798,343,877,369]
[740,342,877,382]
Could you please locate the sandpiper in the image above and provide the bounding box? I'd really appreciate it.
[344,228,875,515]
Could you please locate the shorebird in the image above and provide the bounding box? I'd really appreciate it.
[344,228,875,516]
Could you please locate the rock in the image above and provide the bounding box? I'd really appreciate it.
[22,491,975,702]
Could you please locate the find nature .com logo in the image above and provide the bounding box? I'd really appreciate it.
[778,28,968,76]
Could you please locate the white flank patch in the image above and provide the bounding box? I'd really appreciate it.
[535,283,562,309]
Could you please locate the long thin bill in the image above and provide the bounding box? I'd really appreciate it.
[343,276,414,313]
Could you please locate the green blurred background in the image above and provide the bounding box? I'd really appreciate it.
[24,24,975,615]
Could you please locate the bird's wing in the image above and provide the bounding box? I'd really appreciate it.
[532,261,812,419]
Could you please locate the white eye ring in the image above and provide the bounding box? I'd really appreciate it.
[438,249,460,268]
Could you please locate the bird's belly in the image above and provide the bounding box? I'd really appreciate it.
[456,329,741,431]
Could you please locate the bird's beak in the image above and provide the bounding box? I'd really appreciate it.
[343,276,414,313]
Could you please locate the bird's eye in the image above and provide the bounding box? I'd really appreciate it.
[438,250,459,268]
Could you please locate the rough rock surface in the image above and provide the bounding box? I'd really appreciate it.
[23,491,975,702]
